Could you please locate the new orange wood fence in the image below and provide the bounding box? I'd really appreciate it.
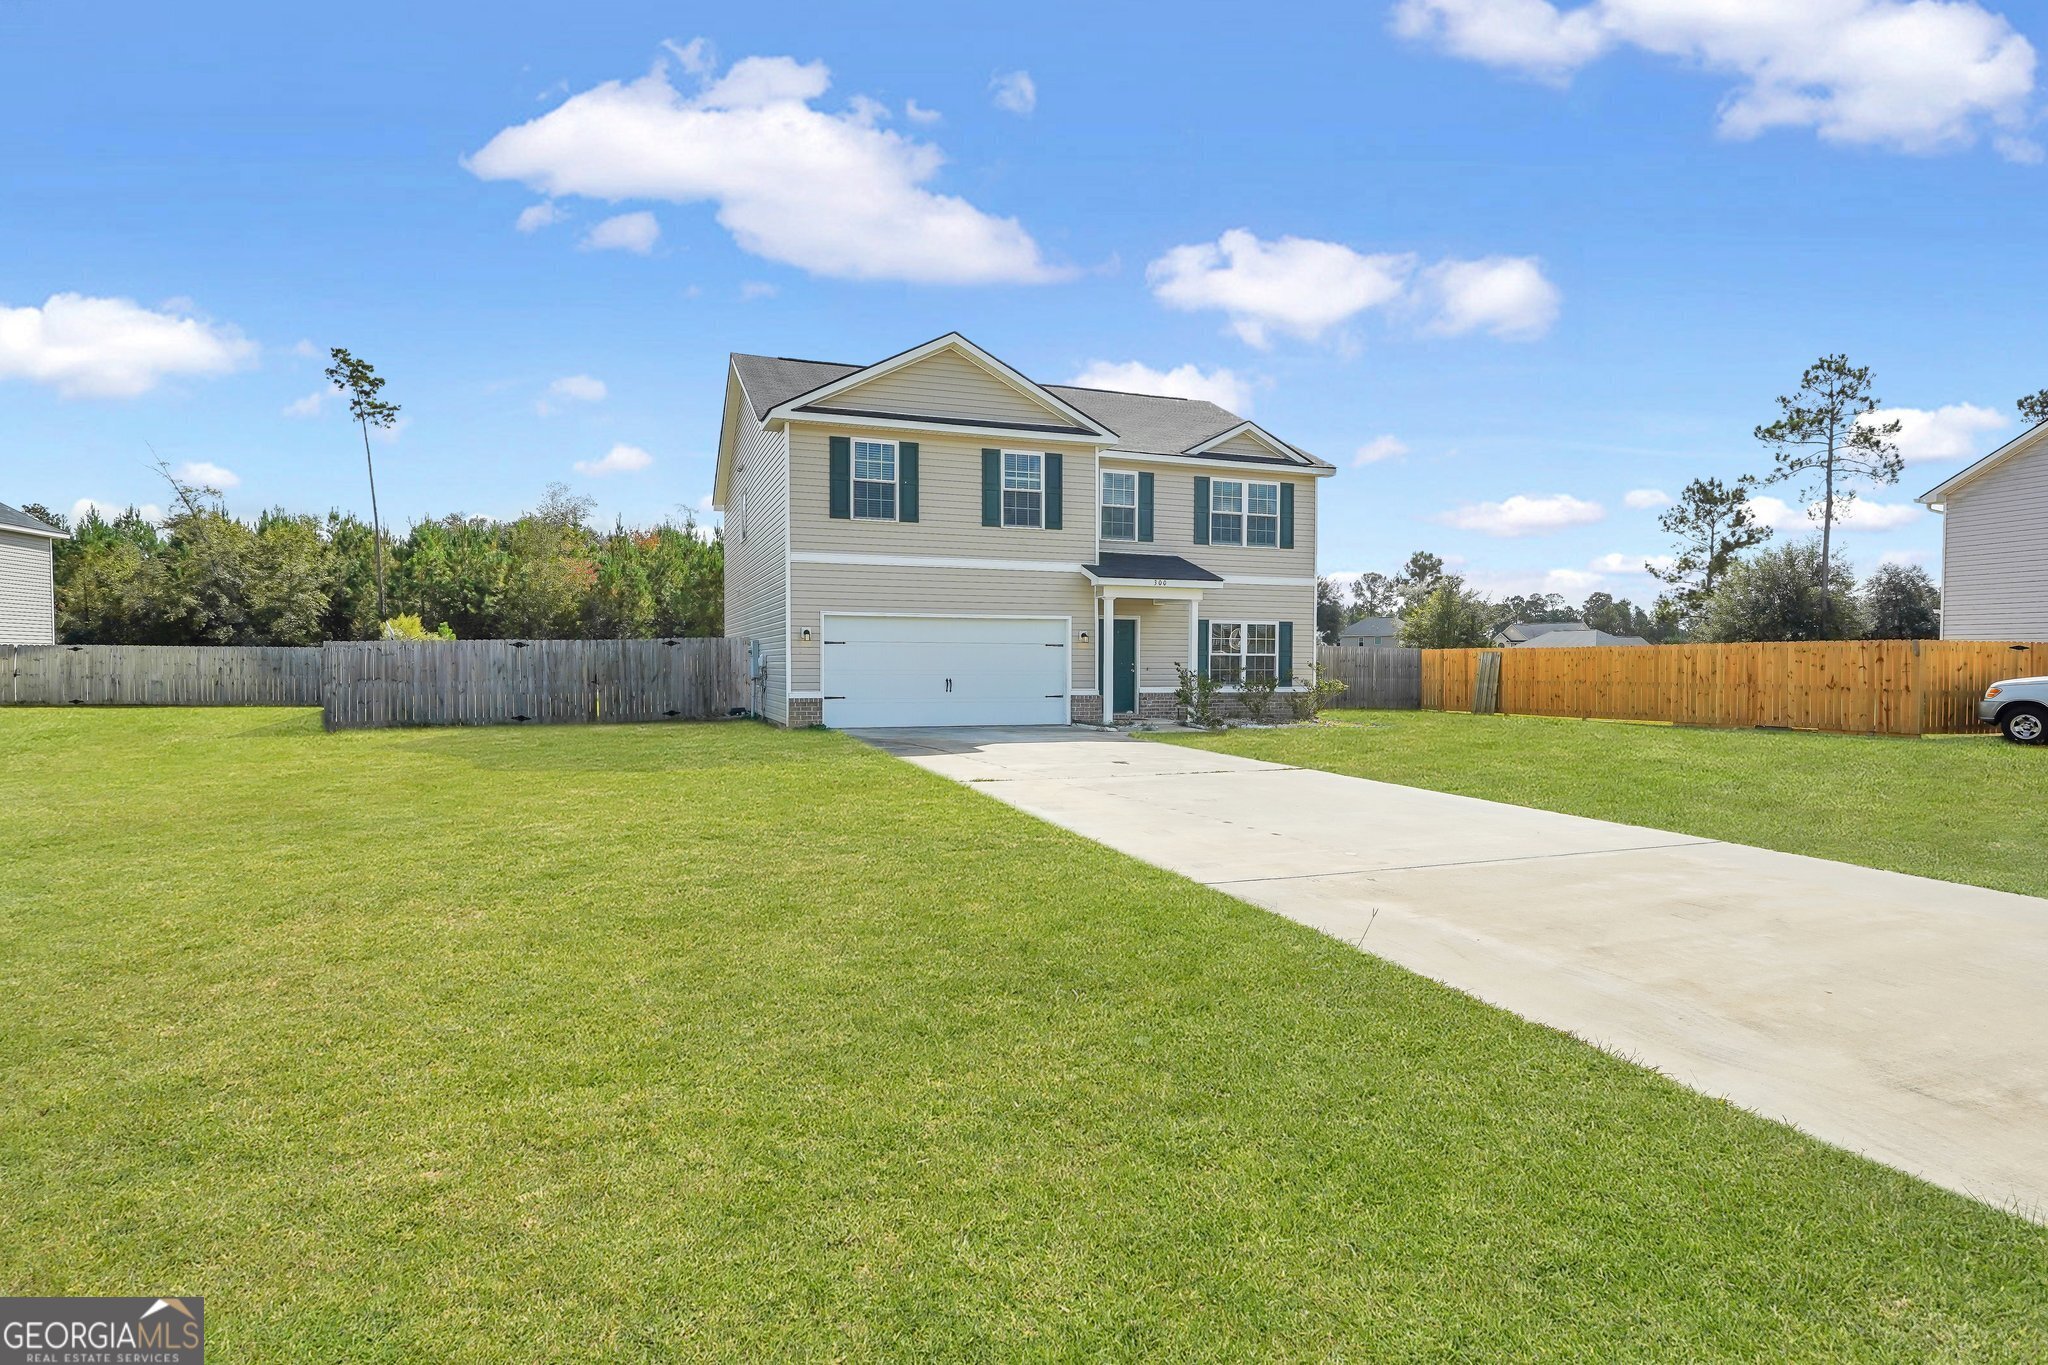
[1419,640,2048,736]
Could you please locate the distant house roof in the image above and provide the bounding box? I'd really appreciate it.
[1514,628,1651,648]
[1082,552,1223,584]
[0,502,65,540]
[729,342,1330,469]
[1493,619,1585,645]
[1338,616,1401,642]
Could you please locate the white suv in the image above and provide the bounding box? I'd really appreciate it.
[1981,676,2048,744]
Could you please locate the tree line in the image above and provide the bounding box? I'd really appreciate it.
[1323,358,2044,647]
[21,475,723,647]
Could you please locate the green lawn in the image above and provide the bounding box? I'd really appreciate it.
[1155,710,2048,899]
[4,709,2046,1360]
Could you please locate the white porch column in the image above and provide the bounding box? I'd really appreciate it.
[1100,590,1117,710]
[1187,598,1200,680]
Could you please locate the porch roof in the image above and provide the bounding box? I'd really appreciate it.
[1081,552,1223,585]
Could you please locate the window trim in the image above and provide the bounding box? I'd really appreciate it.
[1099,469,1137,542]
[851,437,899,522]
[1211,478,1282,548]
[1207,619,1282,689]
[1001,449,1045,530]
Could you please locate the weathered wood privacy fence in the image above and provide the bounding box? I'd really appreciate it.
[1314,645,1422,708]
[320,638,750,730]
[1419,639,2048,737]
[1,644,322,706]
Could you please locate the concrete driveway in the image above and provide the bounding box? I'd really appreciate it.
[856,725,2048,1218]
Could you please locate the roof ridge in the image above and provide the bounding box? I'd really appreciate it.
[1045,382,1197,402]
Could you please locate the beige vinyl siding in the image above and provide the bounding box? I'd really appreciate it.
[1124,599,1198,692]
[789,561,1098,696]
[1940,440,2048,640]
[0,531,56,645]
[789,423,1101,561]
[1102,459,1319,581]
[1207,431,1284,458]
[721,418,792,722]
[817,349,1079,427]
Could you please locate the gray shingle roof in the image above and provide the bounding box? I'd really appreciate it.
[1514,629,1650,648]
[1338,616,1401,641]
[728,351,1326,467]
[0,502,63,537]
[1083,552,1224,583]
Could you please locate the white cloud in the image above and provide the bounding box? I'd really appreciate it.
[291,339,319,359]
[1879,547,1933,566]
[1623,487,1671,509]
[177,461,239,489]
[284,383,345,418]
[990,70,1037,115]
[1589,551,1673,574]
[1863,402,2008,462]
[1146,230,1559,347]
[71,497,164,525]
[548,373,607,403]
[1393,0,2040,159]
[1443,492,1606,536]
[739,280,778,300]
[516,201,566,232]
[1749,494,1925,532]
[537,373,606,415]
[581,210,661,254]
[1417,256,1561,339]
[1147,230,1414,347]
[0,293,253,399]
[662,37,716,76]
[1354,435,1410,465]
[574,443,655,476]
[1067,360,1252,414]
[467,45,1069,285]
[904,98,942,125]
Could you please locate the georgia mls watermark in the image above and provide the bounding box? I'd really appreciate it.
[2,1297,202,1364]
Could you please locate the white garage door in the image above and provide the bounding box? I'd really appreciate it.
[822,614,1069,728]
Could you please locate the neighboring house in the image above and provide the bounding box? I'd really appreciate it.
[1512,628,1650,649]
[1337,616,1401,645]
[713,333,1335,727]
[0,503,64,646]
[1492,619,1585,646]
[1918,420,2048,640]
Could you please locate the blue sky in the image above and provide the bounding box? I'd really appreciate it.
[4,0,2043,601]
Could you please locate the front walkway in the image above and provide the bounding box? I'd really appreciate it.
[855,725,2048,1219]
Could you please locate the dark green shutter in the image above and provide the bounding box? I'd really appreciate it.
[981,449,1001,526]
[1278,621,1294,686]
[1193,476,1210,545]
[1045,453,1063,530]
[1197,619,1210,678]
[1279,483,1295,549]
[828,436,851,519]
[899,442,919,522]
[1137,472,1154,542]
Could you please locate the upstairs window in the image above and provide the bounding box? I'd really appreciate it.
[1100,470,1137,541]
[1247,482,1280,546]
[1210,479,1244,545]
[853,439,897,521]
[1003,451,1043,528]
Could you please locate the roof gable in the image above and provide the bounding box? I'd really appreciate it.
[0,502,65,539]
[1920,419,2048,506]
[1184,421,1308,463]
[765,333,1115,440]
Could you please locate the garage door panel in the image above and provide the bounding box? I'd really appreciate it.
[823,615,1068,728]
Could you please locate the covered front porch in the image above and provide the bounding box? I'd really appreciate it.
[1082,553,1220,724]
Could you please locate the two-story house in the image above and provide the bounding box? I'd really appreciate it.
[713,333,1334,727]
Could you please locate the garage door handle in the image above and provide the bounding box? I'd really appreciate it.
[1044,693,1062,698]
[823,640,844,645]
[1044,642,1065,647]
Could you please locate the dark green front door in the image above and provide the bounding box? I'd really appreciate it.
[1112,619,1138,716]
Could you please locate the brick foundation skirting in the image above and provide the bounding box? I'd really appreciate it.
[1070,694,1104,726]
[786,696,823,728]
